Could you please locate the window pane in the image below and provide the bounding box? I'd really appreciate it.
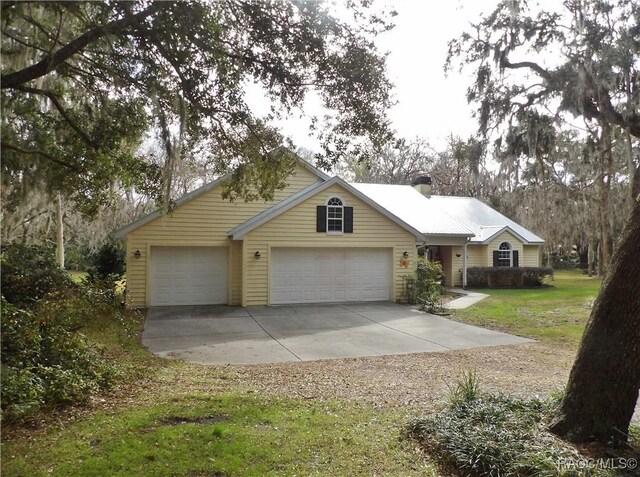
[328,219,343,232]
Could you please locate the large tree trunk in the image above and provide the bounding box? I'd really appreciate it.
[596,123,613,277]
[550,196,640,445]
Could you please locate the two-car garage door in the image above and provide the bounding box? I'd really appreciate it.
[150,247,228,306]
[149,246,392,306]
[270,248,391,305]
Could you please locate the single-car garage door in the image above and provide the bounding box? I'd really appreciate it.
[150,246,228,306]
[270,247,391,305]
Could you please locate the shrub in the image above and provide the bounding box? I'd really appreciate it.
[408,375,599,476]
[466,267,553,288]
[1,294,121,424]
[1,243,76,308]
[403,258,445,313]
[89,237,125,280]
[84,238,126,298]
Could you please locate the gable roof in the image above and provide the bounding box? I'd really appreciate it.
[114,157,329,239]
[350,183,545,244]
[227,176,426,241]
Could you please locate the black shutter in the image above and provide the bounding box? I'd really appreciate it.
[512,250,519,267]
[492,250,499,267]
[316,206,327,232]
[344,207,353,233]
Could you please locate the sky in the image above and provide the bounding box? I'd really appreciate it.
[250,1,508,152]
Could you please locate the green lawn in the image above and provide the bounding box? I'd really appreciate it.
[2,269,601,476]
[452,269,601,345]
[2,394,433,477]
[67,270,126,293]
[67,270,88,283]
[2,306,436,477]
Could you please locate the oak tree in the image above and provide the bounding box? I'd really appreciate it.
[449,0,640,446]
[1,0,396,216]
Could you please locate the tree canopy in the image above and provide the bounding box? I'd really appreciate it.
[447,0,640,139]
[1,0,396,215]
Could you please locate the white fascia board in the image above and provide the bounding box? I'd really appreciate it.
[422,235,474,246]
[114,157,329,240]
[227,181,325,239]
[228,176,427,241]
[113,175,228,239]
[479,225,531,245]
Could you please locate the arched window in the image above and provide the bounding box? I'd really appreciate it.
[498,241,512,267]
[327,197,344,233]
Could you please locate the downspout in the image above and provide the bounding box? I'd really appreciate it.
[463,238,469,289]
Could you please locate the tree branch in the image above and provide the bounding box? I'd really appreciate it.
[1,4,158,89]
[501,58,553,81]
[2,142,80,171]
[15,86,97,148]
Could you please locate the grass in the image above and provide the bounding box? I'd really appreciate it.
[2,394,434,477]
[67,270,126,293]
[452,269,601,345]
[2,302,436,477]
[67,270,88,283]
[2,269,603,476]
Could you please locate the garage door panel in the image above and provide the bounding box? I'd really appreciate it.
[270,247,391,305]
[150,247,228,306]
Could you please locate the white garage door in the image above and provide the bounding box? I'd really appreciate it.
[150,247,228,306]
[270,248,391,305]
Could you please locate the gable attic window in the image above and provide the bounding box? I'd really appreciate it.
[492,241,519,267]
[316,198,353,233]
[327,197,344,233]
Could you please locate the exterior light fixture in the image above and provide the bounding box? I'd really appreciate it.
[456,253,462,258]
[254,251,261,259]
[402,251,409,258]
[134,250,142,258]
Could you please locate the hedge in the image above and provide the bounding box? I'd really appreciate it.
[466,267,552,288]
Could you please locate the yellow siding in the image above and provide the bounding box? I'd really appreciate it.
[523,245,542,267]
[440,246,454,287]
[125,164,319,307]
[447,238,541,287]
[230,240,243,305]
[243,184,417,306]
[487,231,524,265]
[449,244,487,287]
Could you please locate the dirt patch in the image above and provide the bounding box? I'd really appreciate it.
[230,343,576,409]
[157,414,229,426]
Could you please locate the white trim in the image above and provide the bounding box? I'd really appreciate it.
[114,175,228,239]
[497,241,513,267]
[326,196,344,233]
[480,225,536,245]
[114,156,329,239]
[228,177,427,241]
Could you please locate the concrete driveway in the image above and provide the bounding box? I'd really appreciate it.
[142,302,532,365]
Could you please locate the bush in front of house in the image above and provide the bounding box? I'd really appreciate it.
[0,296,122,424]
[466,267,553,288]
[89,237,125,280]
[0,243,77,308]
[0,244,124,424]
[408,374,602,477]
[403,258,445,312]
